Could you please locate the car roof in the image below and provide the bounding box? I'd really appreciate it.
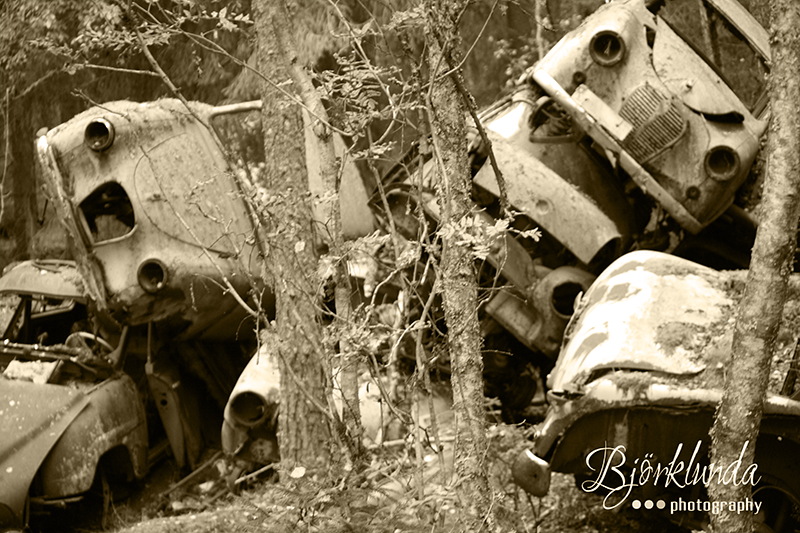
[0,260,87,302]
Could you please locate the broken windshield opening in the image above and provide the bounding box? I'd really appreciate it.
[78,181,135,243]
[652,0,767,112]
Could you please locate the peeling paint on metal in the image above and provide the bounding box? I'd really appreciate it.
[550,251,734,391]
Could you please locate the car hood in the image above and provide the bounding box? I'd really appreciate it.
[0,260,85,301]
[0,379,89,526]
[549,251,737,393]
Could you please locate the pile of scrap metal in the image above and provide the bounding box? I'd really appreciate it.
[217,0,775,482]
[0,99,374,531]
[511,251,800,532]
[371,0,769,418]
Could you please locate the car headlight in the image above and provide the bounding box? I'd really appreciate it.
[704,145,741,181]
[590,30,626,66]
[84,118,115,152]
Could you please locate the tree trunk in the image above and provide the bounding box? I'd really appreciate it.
[278,17,365,468]
[708,2,800,532]
[252,0,332,471]
[424,0,493,525]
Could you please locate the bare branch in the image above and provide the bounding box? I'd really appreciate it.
[73,63,161,78]
[1,88,9,225]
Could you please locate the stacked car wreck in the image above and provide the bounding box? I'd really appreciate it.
[0,100,270,531]
[0,96,376,531]
[371,0,769,416]
[500,0,800,529]
[512,251,800,530]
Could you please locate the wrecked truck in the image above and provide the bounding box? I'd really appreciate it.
[373,0,769,415]
[511,250,800,531]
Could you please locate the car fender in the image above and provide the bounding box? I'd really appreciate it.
[38,374,148,497]
[0,380,90,527]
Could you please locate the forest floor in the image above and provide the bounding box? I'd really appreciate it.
[97,423,691,533]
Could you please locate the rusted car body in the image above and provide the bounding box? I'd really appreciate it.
[512,251,800,531]
[36,99,267,339]
[221,344,388,466]
[35,98,374,339]
[373,0,769,414]
[20,96,377,522]
[0,260,148,531]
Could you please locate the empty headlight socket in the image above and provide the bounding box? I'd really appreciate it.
[84,118,115,152]
[590,30,626,67]
[137,259,168,293]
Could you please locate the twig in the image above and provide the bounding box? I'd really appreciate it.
[74,63,161,78]
[366,435,455,450]
[11,71,59,101]
[451,69,510,214]
[160,450,223,496]
[1,88,9,224]
[71,90,128,118]
[414,381,425,499]
[234,462,276,485]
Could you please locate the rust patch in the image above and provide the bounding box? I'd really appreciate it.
[603,259,645,279]
[572,331,609,367]
[605,282,641,302]
[655,321,706,355]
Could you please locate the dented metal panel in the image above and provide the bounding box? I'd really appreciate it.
[475,97,631,265]
[38,374,148,497]
[0,381,90,525]
[37,100,267,339]
[0,260,85,302]
[550,251,734,391]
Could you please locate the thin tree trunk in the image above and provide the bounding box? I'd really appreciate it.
[424,0,493,525]
[252,0,332,471]
[708,2,800,532]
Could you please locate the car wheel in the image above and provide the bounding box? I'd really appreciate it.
[71,466,112,530]
[753,479,800,533]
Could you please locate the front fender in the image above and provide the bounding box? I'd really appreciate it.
[0,380,89,528]
[38,374,148,497]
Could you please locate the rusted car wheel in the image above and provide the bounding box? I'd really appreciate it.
[65,466,112,530]
[753,478,800,533]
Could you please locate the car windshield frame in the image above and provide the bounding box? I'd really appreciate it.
[650,0,769,114]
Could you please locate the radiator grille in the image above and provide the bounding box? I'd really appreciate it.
[619,84,686,164]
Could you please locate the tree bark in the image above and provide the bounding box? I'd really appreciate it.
[424,0,493,525]
[708,2,800,532]
[252,0,332,471]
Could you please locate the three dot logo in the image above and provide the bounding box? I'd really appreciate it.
[632,499,666,510]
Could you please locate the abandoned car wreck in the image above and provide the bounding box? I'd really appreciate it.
[0,94,375,531]
[512,251,800,531]
[373,0,770,419]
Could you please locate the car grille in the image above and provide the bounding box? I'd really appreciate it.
[619,84,686,163]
